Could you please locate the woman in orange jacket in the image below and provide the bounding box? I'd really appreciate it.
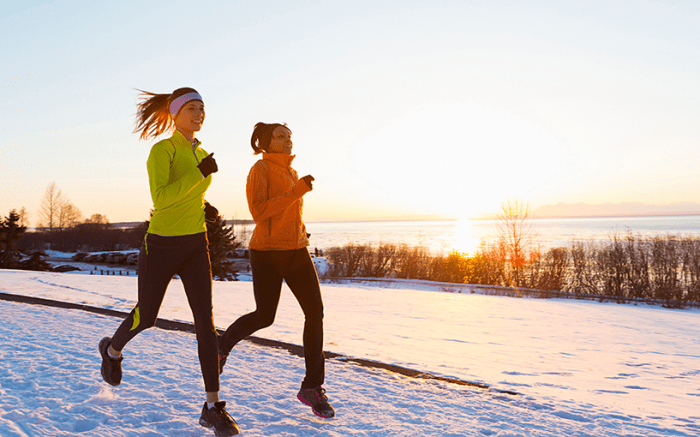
[219,122,334,419]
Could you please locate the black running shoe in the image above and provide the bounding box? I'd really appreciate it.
[98,337,122,386]
[199,401,241,436]
[297,386,335,418]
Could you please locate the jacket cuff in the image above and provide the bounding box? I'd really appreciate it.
[292,179,312,198]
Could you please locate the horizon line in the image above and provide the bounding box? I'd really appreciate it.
[97,212,700,227]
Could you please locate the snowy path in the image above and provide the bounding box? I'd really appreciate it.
[1,269,699,435]
[2,299,697,436]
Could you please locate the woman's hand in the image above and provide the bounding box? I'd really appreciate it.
[204,202,219,224]
[301,175,315,190]
[198,153,218,177]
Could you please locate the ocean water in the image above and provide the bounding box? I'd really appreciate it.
[268,215,700,255]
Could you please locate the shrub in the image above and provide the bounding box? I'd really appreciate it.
[322,233,700,306]
[393,244,431,280]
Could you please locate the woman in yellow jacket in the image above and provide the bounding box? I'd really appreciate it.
[219,122,334,419]
[98,87,240,436]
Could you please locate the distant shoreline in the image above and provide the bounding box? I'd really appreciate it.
[309,213,700,223]
[528,212,700,220]
[530,202,700,220]
[103,213,700,228]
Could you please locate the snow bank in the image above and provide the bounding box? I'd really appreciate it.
[0,269,699,436]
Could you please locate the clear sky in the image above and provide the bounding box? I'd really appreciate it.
[2,0,699,224]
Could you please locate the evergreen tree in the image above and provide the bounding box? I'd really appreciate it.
[206,215,240,281]
[20,251,53,272]
[0,210,28,269]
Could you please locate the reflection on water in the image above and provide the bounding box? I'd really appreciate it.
[297,216,700,255]
[452,219,481,254]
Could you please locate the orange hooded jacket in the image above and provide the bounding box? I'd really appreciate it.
[246,153,312,250]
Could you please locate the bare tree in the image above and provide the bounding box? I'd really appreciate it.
[38,182,82,230]
[58,202,82,229]
[85,213,109,225]
[18,207,30,228]
[38,182,64,230]
[497,199,537,287]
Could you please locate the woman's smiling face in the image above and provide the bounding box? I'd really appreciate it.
[267,126,293,154]
[174,100,205,137]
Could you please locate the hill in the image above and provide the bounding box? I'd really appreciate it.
[532,202,700,218]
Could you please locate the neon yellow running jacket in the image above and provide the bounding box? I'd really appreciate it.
[146,130,212,236]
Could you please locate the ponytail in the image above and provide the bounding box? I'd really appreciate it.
[250,122,289,154]
[133,87,201,140]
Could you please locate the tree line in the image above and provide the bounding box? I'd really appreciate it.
[2,208,242,281]
[5,181,121,233]
[324,235,700,306]
[7,187,700,306]
[324,201,700,308]
[1,182,242,280]
[2,211,242,282]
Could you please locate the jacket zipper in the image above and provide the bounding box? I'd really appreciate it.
[192,144,200,164]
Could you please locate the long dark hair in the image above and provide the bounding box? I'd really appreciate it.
[250,122,290,154]
[133,87,199,140]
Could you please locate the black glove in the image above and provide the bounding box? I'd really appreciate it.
[198,153,218,178]
[204,202,219,224]
[300,175,315,190]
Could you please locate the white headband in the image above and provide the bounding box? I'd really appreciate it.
[169,92,203,117]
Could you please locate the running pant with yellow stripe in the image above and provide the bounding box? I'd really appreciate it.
[110,232,219,392]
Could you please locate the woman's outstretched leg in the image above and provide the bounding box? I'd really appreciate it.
[284,249,333,418]
[219,249,284,370]
[283,249,325,389]
[99,234,176,386]
[179,233,219,393]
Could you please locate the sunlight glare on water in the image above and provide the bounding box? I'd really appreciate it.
[303,216,700,256]
[452,219,482,255]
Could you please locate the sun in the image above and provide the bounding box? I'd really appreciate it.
[451,218,483,255]
[348,100,571,223]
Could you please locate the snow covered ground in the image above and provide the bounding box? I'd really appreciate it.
[1,269,699,436]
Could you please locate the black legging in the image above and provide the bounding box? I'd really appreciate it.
[111,232,219,393]
[220,248,325,389]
